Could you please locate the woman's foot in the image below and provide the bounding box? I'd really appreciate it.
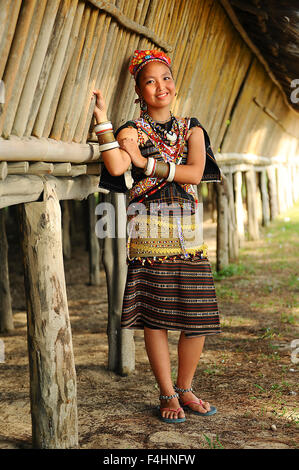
[174,385,216,416]
[159,393,186,423]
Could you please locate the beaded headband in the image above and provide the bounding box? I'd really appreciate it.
[129,49,171,80]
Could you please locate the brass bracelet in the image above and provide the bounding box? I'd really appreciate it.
[153,161,170,179]
[97,130,116,145]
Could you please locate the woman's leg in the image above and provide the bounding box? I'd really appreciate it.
[144,327,185,420]
[176,332,211,413]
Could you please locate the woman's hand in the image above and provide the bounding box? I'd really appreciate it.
[92,89,108,123]
[118,134,147,170]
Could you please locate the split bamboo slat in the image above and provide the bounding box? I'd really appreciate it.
[10,1,62,138]
[0,1,22,79]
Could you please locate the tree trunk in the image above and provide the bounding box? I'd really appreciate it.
[18,182,78,449]
[0,208,14,333]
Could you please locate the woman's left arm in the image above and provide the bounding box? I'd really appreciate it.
[173,126,206,185]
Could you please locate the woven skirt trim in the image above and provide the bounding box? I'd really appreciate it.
[121,257,221,338]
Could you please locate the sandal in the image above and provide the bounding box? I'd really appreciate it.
[174,385,217,416]
[159,393,186,423]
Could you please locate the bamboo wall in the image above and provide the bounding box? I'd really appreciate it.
[0,0,298,157]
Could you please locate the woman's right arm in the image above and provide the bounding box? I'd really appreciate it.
[92,89,134,176]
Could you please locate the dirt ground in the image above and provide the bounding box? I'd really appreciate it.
[0,203,298,450]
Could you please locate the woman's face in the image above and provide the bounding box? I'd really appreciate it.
[136,61,176,112]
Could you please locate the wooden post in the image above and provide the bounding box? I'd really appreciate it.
[267,166,278,220]
[226,172,238,262]
[19,182,78,449]
[100,192,135,375]
[62,200,71,259]
[0,208,14,332]
[234,171,245,246]
[245,169,259,240]
[216,175,229,271]
[88,193,100,285]
[276,164,287,214]
[259,170,270,227]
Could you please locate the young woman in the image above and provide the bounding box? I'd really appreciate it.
[93,50,221,424]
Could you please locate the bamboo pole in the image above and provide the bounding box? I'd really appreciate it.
[0,0,38,137]
[19,183,78,448]
[74,11,107,142]
[62,6,99,142]
[45,1,85,138]
[0,136,100,163]
[82,11,113,141]
[3,0,47,137]
[26,0,72,138]
[10,0,61,138]
[88,0,171,51]
[32,0,79,138]
[51,5,91,141]
[0,1,22,79]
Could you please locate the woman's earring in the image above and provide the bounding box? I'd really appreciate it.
[140,96,147,112]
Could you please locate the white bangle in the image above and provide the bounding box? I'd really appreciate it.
[166,162,176,182]
[144,157,155,176]
[99,141,120,152]
[95,122,113,133]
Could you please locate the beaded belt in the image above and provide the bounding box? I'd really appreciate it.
[127,213,207,261]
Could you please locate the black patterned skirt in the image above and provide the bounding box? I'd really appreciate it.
[121,255,221,338]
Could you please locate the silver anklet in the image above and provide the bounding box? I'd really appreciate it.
[159,393,179,401]
[174,385,193,394]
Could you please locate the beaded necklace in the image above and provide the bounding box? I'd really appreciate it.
[142,111,179,146]
[138,114,187,164]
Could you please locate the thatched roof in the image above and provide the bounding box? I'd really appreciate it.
[220,0,299,113]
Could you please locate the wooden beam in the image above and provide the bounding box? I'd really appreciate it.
[0,174,108,209]
[87,0,172,52]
